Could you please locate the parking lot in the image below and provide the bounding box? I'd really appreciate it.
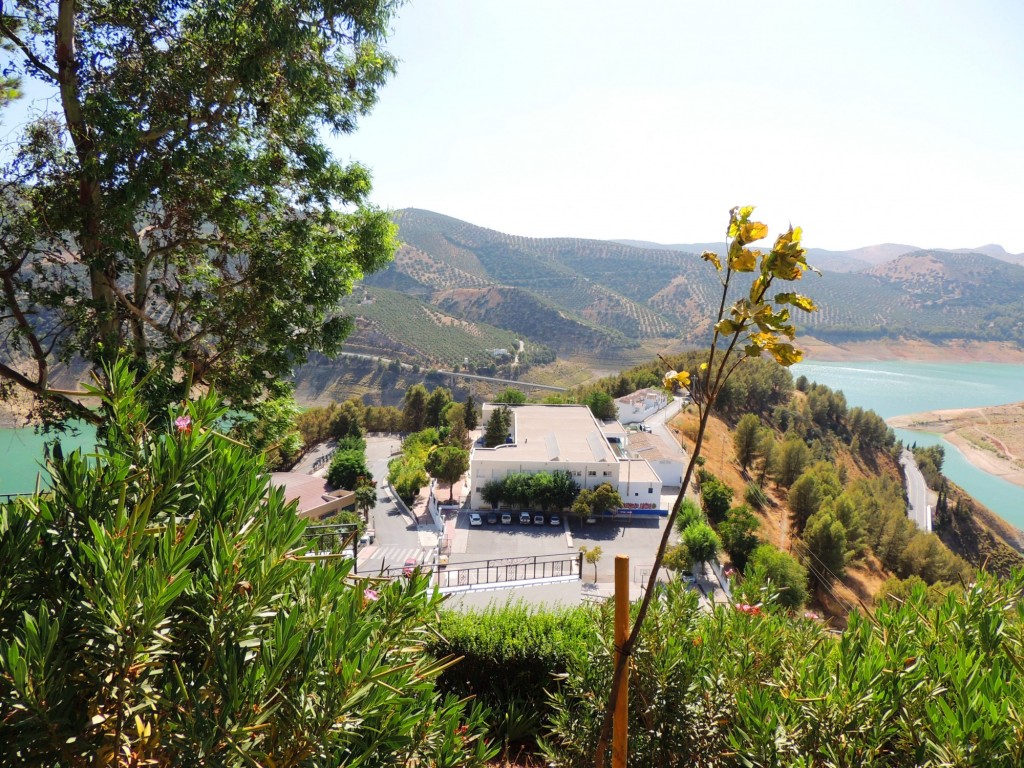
[447,509,669,583]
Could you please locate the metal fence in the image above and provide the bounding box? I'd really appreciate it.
[301,522,358,553]
[310,449,336,473]
[1,492,38,504]
[376,552,583,590]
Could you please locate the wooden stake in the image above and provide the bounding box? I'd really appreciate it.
[613,554,630,768]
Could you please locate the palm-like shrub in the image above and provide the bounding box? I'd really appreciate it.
[0,363,494,767]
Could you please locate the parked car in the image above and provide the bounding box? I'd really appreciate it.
[469,513,482,526]
[534,514,545,525]
[486,512,498,524]
[402,557,418,576]
[585,516,598,524]
[549,515,561,526]
[519,512,531,524]
[501,513,512,524]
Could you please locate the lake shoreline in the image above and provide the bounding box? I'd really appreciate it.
[889,403,1024,491]
[802,338,1024,364]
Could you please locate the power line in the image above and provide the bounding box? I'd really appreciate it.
[791,539,856,615]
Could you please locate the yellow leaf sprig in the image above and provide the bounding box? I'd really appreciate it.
[716,206,818,367]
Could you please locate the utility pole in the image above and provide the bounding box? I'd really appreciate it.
[613,554,630,768]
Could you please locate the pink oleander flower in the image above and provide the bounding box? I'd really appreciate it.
[175,415,192,434]
[364,588,379,602]
[803,611,819,621]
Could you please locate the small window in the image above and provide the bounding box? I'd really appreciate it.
[634,492,639,497]
[602,471,612,477]
[648,488,654,494]
[587,471,596,476]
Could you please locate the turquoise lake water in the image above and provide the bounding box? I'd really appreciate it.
[791,361,1024,530]
[0,424,97,497]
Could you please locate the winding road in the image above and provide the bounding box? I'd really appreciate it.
[899,449,932,532]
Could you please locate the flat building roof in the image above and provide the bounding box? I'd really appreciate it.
[477,404,617,464]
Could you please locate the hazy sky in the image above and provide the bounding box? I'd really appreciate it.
[3,1,1021,252]
[335,0,1024,252]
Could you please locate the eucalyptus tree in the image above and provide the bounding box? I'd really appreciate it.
[0,0,401,432]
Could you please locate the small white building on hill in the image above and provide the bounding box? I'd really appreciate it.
[615,388,668,425]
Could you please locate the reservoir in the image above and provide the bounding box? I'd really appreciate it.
[0,425,96,497]
[792,361,1024,530]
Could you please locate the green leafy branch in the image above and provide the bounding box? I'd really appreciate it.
[594,206,819,767]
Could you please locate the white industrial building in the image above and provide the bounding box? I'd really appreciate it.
[470,404,665,510]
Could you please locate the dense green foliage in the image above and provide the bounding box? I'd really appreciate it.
[326,447,370,490]
[430,604,592,716]
[425,567,1024,766]
[483,404,513,447]
[912,444,946,490]
[494,388,528,404]
[387,427,441,504]
[426,445,470,501]
[719,505,762,571]
[295,399,403,449]
[699,474,734,523]
[0,0,399,432]
[582,390,617,420]
[740,545,809,610]
[403,383,430,432]
[572,483,622,520]
[681,522,721,567]
[0,364,494,766]
[479,470,579,512]
[732,413,762,470]
[540,571,1024,766]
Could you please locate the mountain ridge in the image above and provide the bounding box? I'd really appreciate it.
[342,208,1024,375]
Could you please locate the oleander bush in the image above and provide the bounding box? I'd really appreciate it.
[541,572,1024,767]
[0,363,495,767]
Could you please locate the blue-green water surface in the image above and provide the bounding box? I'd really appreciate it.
[792,361,1024,530]
[0,425,96,497]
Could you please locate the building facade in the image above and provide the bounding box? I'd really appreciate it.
[470,404,663,508]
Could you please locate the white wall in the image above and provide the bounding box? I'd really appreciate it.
[648,458,683,486]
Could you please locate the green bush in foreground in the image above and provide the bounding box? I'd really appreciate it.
[541,572,1024,767]
[0,364,494,767]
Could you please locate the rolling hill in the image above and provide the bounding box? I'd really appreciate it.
[340,209,1024,374]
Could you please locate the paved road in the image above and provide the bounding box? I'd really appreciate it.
[433,369,567,391]
[335,351,566,391]
[363,436,434,571]
[899,448,931,531]
[642,396,687,460]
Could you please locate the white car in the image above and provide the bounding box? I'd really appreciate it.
[469,513,482,526]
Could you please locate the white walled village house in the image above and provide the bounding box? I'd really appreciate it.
[469,403,673,512]
[614,387,668,425]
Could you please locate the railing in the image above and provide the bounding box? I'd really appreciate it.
[310,449,336,473]
[301,522,358,554]
[376,552,583,590]
[1,492,38,503]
